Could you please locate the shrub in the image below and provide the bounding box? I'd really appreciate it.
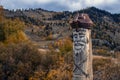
[93,57,120,80]
[0,18,26,43]
[0,43,41,80]
[93,49,111,57]
[55,37,73,56]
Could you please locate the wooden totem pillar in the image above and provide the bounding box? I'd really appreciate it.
[70,14,93,80]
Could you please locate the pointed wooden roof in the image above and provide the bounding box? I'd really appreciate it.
[70,13,93,29]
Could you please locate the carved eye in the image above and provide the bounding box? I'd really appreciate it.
[79,33,81,35]
[74,34,78,38]
[75,36,77,39]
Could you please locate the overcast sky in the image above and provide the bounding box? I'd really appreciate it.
[1,0,120,13]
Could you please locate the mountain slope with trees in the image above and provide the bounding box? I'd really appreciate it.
[0,6,120,80]
[4,7,120,49]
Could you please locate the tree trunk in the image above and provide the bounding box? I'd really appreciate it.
[73,28,93,80]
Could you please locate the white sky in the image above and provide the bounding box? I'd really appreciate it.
[1,0,120,13]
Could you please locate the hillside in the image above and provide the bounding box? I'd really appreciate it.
[1,6,120,80]
[4,7,120,50]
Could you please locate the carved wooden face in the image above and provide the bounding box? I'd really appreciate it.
[73,29,88,51]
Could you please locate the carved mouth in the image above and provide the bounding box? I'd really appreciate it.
[74,42,85,50]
